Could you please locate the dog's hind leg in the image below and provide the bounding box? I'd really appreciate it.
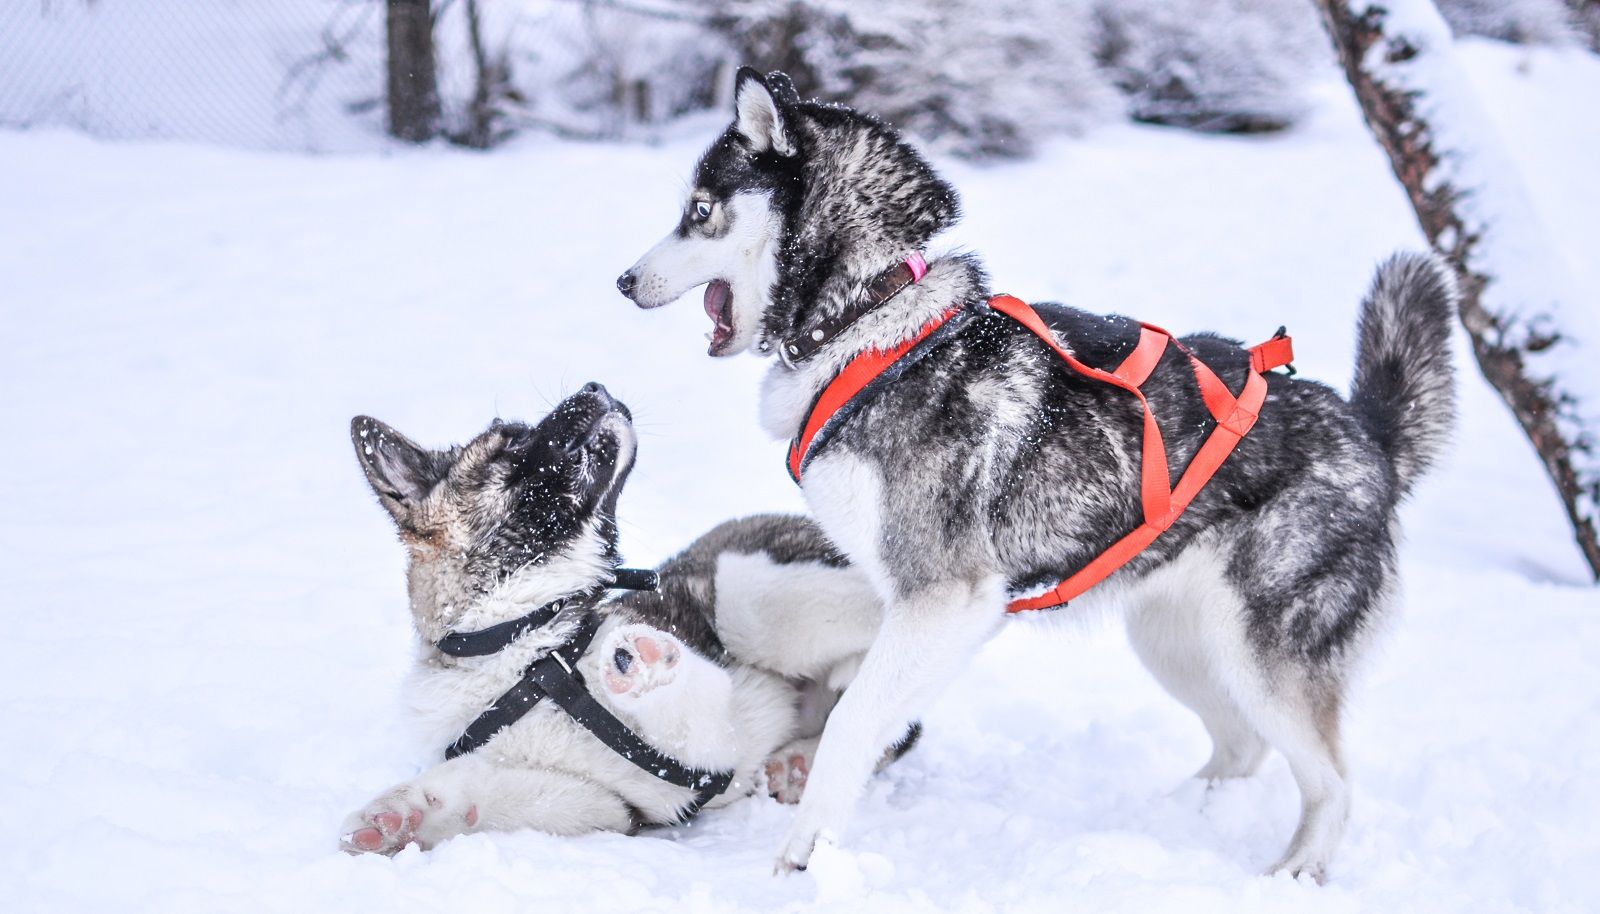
[1246,680,1347,883]
[774,576,1005,871]
[1127,628,1269,780]
[766,720,924,805]
[1127,542,1350,880]
[598,623,739,773]
[1124,557,1269,781]
[341,753,632,854]
[1225,489,1392,882]
[1193,703,1270,781]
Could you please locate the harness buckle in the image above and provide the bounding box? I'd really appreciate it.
[1249,327,1296,376]
[776,340,800,370]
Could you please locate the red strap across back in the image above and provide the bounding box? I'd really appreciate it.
[788,294,1294,612]
[786,308,961,481]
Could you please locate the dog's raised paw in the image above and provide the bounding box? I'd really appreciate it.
[602,624,681,698]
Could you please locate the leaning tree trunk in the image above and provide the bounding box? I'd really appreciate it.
[1313,0,1600,580]
[386,0,440,142]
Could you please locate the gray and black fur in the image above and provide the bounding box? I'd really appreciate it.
[619,67,1458,881]
[608,513,850,661]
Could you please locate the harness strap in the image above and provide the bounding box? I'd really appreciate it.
[786,293,1294,612]
[438,568,733,822]
[989,294,1289,611]
[787,306,978,482]
[435,567,659,658]
[525,627,735,821]
[444,614,595,758]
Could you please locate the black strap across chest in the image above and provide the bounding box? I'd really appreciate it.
[436,568,659,658]
[438,567,732,821]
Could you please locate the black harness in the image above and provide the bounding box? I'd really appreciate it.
[437,567,735,822]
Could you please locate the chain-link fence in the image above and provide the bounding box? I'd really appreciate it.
[1,1,390,151]
[0,0,738,153]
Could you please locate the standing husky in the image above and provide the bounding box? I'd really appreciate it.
[343,384,890,852]
[617,68,1457,881]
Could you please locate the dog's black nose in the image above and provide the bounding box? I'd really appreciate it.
[616,270,637,297]
[613,647,632,674]
[581,381,610,401]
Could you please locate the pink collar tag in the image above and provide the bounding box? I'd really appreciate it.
[904,251,928,283]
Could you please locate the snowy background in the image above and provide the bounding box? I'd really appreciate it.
[3,6,1599,913]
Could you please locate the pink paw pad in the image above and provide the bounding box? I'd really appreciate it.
[349,827,385,851]
[634,636,663,665]
[604,627,681,696]
[766,754,810,805]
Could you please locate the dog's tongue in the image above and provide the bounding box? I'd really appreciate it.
[703,279,735,356]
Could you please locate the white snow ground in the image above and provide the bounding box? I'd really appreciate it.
[2,40,1597,914]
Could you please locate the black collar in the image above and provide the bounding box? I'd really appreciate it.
[777,254,927,367]
[436,565,734,821]
[435,567,660,658]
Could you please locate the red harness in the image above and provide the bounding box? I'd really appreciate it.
[786,294,1295,613]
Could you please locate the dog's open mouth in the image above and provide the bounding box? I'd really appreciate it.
[703,279,736,357]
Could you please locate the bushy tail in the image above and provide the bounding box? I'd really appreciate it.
[1349,252,1458,497]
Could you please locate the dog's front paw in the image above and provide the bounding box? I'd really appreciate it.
[601,624,682,698]
[774,826,823,874]
[340,784,478,855]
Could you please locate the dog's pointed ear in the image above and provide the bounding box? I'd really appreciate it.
[351,415,446,524]
[764,70,800,106]
[733,66,796,157]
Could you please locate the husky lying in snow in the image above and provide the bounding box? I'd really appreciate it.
[616,67,1458,881]
[342,384,904,853]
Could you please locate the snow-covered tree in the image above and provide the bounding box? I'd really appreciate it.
[1315,0,1600,578]
[1435,0,1577,45]
[1563,0,1600,50]
[529,2,725,137]
[706,0,1115,159]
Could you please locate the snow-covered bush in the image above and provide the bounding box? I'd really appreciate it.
[394,0,727,144]
[1090,0,1326,133]
[703,0,1116,159]
[489,2,727,140]
[1574,0,1600,51]
[20,0,1592,158]
[1572,0,1600,50]
[1435,0,1577,45]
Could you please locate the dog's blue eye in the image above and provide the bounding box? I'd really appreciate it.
[694,201,712,220]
